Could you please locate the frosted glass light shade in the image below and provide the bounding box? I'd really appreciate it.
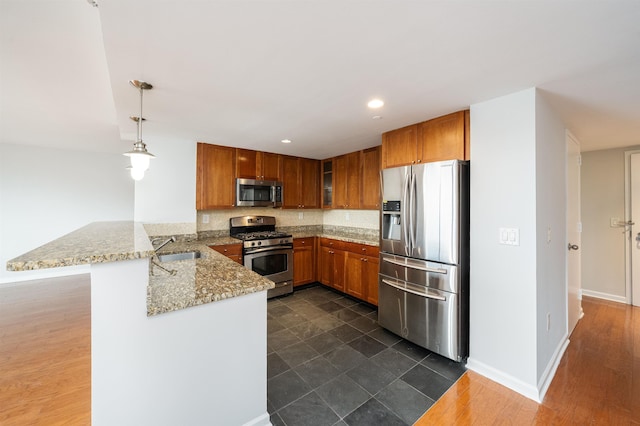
[129,167,145,181]
[128,152,151,171]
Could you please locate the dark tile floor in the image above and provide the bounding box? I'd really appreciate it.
[267,285,466,426]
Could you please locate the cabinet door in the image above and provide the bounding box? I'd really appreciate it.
[236,148,258,179]
[196,143,236,209]
[299,158,320,208]
[345,152,360,209]
[418,111,465,162]
[293,238,315,286]
[360,146,381,209]
[319,245,334,286]
[344,251,364,299]
[332,249,346,292]
[333,154,348,209]
[260,152,282,181]
[322,159,334,209]
[281,155,301,208]
[381,124,418,169]
[363,254,379,305]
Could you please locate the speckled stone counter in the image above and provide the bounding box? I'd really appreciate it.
[6,221,155,271]
[6,221,275,317]
[148,241,274,316]
[283,225,379,246]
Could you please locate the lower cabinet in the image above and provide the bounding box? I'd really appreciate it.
[293,237,316,286]
[318,238,379,305]
[209,243,243,264]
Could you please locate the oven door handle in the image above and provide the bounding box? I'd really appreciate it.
[244,246,292,255]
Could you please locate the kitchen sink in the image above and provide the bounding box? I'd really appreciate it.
[157,251,201,262]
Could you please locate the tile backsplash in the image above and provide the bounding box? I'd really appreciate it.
[196,208,379,232]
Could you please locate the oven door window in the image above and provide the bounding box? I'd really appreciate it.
[250,252,288,276]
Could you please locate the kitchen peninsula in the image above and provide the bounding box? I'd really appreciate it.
[7,221,273,426]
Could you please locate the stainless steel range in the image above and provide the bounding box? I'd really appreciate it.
[230,216,293,298]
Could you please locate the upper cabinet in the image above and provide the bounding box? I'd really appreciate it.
[323,146,381,210]
[333,151,360,209]
[196,143,236,209]
[381,110,470,169]
[360,146,381,209]
[281,156,320,209]
[236,149,282,181]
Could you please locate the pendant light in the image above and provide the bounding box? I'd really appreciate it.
[124,80,155,180]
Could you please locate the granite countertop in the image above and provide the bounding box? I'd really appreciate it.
[6,221,155,271]
[148,240,274,316]
[6,222,275,317]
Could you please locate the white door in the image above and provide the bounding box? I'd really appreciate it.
[629,153,640,306]
[566,132,582,334]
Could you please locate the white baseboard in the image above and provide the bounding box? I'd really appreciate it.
[465,357,542,403]
[537,336,569,401]
[581,289,627,304]
[242,412,271,426]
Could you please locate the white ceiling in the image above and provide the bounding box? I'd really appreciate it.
[2,0,639,159]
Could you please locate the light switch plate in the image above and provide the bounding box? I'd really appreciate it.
[499,227,520,246]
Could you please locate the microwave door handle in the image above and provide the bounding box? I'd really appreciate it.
[271,185,276,208]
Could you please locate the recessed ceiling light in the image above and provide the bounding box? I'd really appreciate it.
[367,99,384,109]
[281,139,292,144]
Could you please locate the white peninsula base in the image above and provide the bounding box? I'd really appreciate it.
[91,258,270,426]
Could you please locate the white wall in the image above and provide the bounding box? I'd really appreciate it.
[468,88,539,395]
[133,137,197,235]
[534,92,568,384]
[0,143,134,284]
[580,146,638,300]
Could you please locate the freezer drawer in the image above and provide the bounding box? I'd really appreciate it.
[379,253,459,294]
[378,275,465,361]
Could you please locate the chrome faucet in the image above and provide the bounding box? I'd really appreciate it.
[152,236,177,252]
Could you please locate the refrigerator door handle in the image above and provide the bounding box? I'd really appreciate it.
[409,172,417,250]
[382,258,448,274]
[381,278,447,301]
[402,171,411,253]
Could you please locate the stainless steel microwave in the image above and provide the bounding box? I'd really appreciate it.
[236,178,283,207]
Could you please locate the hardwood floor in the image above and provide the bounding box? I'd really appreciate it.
[0,275,91,426]
[417,296,640,425]
[1,277,637,425]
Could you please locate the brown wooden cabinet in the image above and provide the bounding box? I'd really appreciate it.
[360,146,381,209]
[333,152,361,209]
[209,243,243,264]
[381,110,469,169]
[236,149,281,180]
[418,111,465,163]
[318,237,379,305]
[319,238,346,292]
[293,237,316,286]
[196,143,236,209]
[282,156,320,209]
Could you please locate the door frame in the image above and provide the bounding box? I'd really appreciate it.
[624,149,640,305]
[566,130,583,334]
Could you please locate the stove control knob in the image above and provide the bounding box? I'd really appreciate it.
[250,242,255,247]
[257,241,262,246]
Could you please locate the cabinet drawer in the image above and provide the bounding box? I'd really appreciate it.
[210,244,242,257]
[319,238,348,251]
[294,237,315,248]
[358,244,379,257]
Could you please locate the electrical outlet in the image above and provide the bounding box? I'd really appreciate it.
[610,217,621,227]
[346,212,350,221]
[202,214,209,224]
[547,227,551,244]
[298,212,304,220]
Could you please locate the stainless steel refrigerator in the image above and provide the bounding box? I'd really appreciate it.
[378,160,469,362]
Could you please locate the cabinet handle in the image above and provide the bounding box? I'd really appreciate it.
[417,159,421,163]
[363,258,368,262]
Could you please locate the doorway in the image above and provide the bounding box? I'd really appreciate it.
[624,150,640,307]
[566,131,583,334]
